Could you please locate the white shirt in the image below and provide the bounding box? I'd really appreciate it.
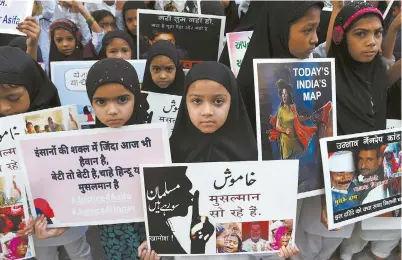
[242,238,268,252]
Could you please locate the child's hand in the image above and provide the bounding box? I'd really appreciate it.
[34,215,68,239]
[17,216,35,236]
[277,245,299,258]
[138,241,160,260]
[16,17,40,47]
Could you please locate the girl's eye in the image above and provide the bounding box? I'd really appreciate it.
[192,98,201,104]
[166,68,173,72]
[56,39,62,43]
[304,28,313,34]
[215,99,224,105]
[153,68,160,72]
[118,96,129,103]
[375,31,383,37]
[95,99,105,105]
[109,50,116,54]
[67,37,74,42]
[356,32,365,37]
[7,95,20,102]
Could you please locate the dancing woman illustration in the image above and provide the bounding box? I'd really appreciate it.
[267,79,318,159]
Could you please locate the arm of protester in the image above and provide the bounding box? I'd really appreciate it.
[382,12,401,60]
[59,0,91,45]
[40,0,57,20]
[115,0,126,31]
[69,0,102,33]
[138,241,160,260]
[34,214,69,239]
[387,59,401,86]
[326,0,344,54]
[17,216,35,236]
[320,195,340,231]
[17,17,41,61]
[277,244,299,258]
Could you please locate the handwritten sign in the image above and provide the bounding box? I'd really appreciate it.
[0,105,79,175]
[254,58,336,199]
[320,128,402,229]
[137,9,225,69]
[143,91,181,137]
[50,60,146,128]
[17,123,171,227]
[141,161,298,256]
[226,31,253,77]
[0,0,34,35]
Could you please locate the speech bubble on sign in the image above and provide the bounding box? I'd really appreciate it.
[64,68,90,92]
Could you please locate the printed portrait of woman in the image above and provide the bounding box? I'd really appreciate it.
[5,236,29,259]
[267,79,317,160]
[270,225,292,250]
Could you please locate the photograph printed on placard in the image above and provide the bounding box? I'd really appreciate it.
[321,129,402,229]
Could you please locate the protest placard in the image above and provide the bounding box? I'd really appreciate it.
[17,123,171,227]
[137,9,225,69]
[50,60,146,128]
[143,91,181,137]
[0,0,34,35]
[140,161,298,256]
[226,31,253,77]
[320,128,402,229]
[254,58,336,198]
[0,105,79,175]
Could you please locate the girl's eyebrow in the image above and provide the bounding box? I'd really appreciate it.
[93,94,130,100]
[352,26,383,32]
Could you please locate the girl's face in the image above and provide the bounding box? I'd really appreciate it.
[15,242,28,257]
[150,55,176,88]
[91,83,135,128]
[346,16,383,63]
[216,230,227,248]
[106,38,132,60]
[280,231,291,247]
[153,33,176,45]
[281,88,288,104]
[124,9,137,35]
[288,6,321,59]
[224,236,239,253]
[99,16,117,33]
[0,84,30,117]
[186,80,231,134]
[54,28,76,56]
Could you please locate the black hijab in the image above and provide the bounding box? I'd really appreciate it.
[142,40,185,96]
[328,2,387,135]
[98,31,135,59]
[236,1,324,134]
[0,47,60,114]
[8,36,44,63]
[169,61,257,163]
[86,58,149,128]
[218,1,266,67]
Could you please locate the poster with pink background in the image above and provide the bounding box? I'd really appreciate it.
[16,123,171,227]
[226,31,253,77]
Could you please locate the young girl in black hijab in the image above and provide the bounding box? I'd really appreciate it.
[86,58,149,259]
[0,46,95,260]
[0,46,59,117]
[329,2,387,135]
[236,1,324,133]
[98,31,136,60]
[139,62,298,260]
[297,3,389,260]
[142,40,185,96]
